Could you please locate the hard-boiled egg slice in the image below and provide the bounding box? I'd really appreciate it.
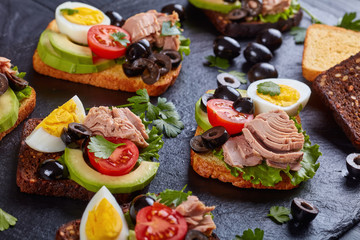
[55,2,110,45]
[247,78,311,116]
[25,95,85,153]
[79,186,129,240]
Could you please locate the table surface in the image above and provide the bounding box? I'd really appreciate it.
[1,0,360,239]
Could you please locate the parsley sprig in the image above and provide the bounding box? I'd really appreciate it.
[257,81,281,96]
[218,70,247,84]
[290,27,307,44]
[60,8,79,15]
[148,185,192,207]
[0,208,17,231]
[337,12,360,31]
[267,206,291,224]
[87,135,125,160]
[111,32,130,47]
[234,228,264,240]
[204,56,230,69]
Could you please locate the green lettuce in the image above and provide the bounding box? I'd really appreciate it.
[15,86,32,101]
[256,0,301,23]
[179,35,191,58]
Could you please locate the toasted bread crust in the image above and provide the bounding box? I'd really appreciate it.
[190,126,298,190]
[0,87,36,141]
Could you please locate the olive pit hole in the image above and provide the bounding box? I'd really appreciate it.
[224,77,235,84]
[301,201,313,210]
[354,156,360,165]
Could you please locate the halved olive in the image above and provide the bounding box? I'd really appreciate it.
[228,8,248,20]
[247,62,278,82]
[105,11,125,27]
[291,198,319,223]
[160,49,182,68]
[38,159,68,180]
[346,153,360,178]
[133,58,160,85]
[122,62,145,77]
[149,53,172,76]
[213,85,241,101]
[201,126,230,149]
[190,135,210,153]
[5,71,28,91]
[185,230,209,240]
[256,28,282,52]
[129,194,155,224]
[217,72,241,89]
[242,0,262,16]
[161,4,186,22]
[200,93,214,113]
[214,36,241,60]
[233,97,254,114]
[68,123,92,139]
[126,40,152,62]
[0,73,9,95]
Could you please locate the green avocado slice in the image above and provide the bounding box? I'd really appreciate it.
[188,0,241,14]
[64,148,159,194]
[0,88,19,133]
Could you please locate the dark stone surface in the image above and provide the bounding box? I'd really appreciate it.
[0,0,359,239]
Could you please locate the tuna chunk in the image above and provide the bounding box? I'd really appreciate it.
[262,0,291,15]
[0,57,15,74]
[112,108,148,140]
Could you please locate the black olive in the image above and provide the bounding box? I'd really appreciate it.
[38,159,68,180]
[224,0,237,3]
[185,230,209,240]
[126,40,152,62]
[200,93,213,113]
[0,73,9,95]
[201,126,230,149]
[213,85,241,101]
[190,135,210,153]
[256,28,282,52]
[148,53,172,76]
[129,194,155,224]
[160,49,182,68]
[68,123,92,140]
[291,198,319,223]
[242,0,262,16]
[213,36,241,60]
[5,71,28,91]
[105,11,125,27]
[227,8,248,20]
[233,97,254,114]
[122,62,145,77]
[217,72,241,89]
[161,4,186,22]
[247,62,278,82]
[346,153,360,178]
[244,42,273,64]
[133,58,160,85]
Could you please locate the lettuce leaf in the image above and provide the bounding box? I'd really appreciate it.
[179,35,191,58]
[256,0,300,23]
[15,86,32,101]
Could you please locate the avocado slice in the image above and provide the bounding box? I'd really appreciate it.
[0,88,19,133]
[64,148,160,194]
[188,0,241,14]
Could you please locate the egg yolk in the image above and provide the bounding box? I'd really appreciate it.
[257,84,300,107]
[85,198,122,240]
[63,7,104,25]
[36,99,79,137]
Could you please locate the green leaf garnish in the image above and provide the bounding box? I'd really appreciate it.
[205,55,230,69]
[267,206,291,224]
[87,135,125,160]
[257,81,281,96]
[111,32,130,47]
[290,27,307,44]
[234,228,264,240]
[161,21,182,36]
[300,6,323,24]
[158,185,192,207]
[12,66,26,79]
[337,12,360,31]
[179,35,191,58]
[256,0,300,23]
[218,70,247,84]
[0,208,17,231]
[15,86,31,101]
[60,8,79,15]
[138,121,164,162]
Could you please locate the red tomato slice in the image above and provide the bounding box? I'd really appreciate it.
[87,137,139,176]
[207,99,254,135]
[87,25,131,59]
[135,203,188,240]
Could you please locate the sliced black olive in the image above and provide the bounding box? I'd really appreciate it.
[256,28,282,52]
[201,126,230,149]
[200,93,213,113]
[5,71,28,91]
[233,97,254,114]
[129,194,155,224]
[190,135,210,153]
[244,42,273,64]
[133,58,160,85]
[122,62,145,77]
[126,40,152,62]
[242,0,262,16]
[223,0,237,3]
[105,11,125,27]
[217,72,241,89]
[0,73,9,95]
[213,85,241,101]
[185,230,209,240]
[38,159,68,180]
[214,36,241,60]
[160,49,182,68]
[346,153,360,178]
[68,123,92,139]
[228,8,248,20]
[291,198,319,223]
[247,62,278,82]
[148,53,172,76]
[161,4,186,22]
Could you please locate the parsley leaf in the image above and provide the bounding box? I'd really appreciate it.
[111,32,130,47]
[0,208,17,231]
[158,185,192,207]
[161,21,182,36]
[87,135,125,160]
[337,12,360,31]
[205,55,230,69]
[290,27,307,44]
[267,206,291,224]
[234,228,264,240]
[257,81,280,96]
[218,70,247,84]
[138,124,164,162]
[60,8,79,15]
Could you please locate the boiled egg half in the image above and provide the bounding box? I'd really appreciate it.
[247,78,311,116]
[55,2,110,45]
[79,186,129,240]
[25,95,85,153]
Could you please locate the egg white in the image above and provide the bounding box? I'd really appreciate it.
[25,95,86,153]
[247,78,311,116]
[55,2,110,45]
[79,186,129,240]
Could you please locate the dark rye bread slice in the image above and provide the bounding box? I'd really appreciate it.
[313,52,360,149]
[203,9,302,38]
[16,118,139,202]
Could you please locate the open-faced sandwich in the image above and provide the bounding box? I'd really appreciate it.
[33,2,190,96]
[188,0,302,38]
[190,77,321,189]
[0,57,36,141]
[55,186,217,240]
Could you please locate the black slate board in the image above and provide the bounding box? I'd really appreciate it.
[0,0,360,239]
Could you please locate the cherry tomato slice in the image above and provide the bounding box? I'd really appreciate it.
[87,137,139,176]
[207,99,254,135]
[135,203,188,240]
[87,25,131,59]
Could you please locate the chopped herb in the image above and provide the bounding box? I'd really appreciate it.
[290,27,307,44]
[205,55,230,69]
[161,21,182,36]
[151,185,192,207]
[234,228,264,240]
[218,70,247,84]
[15,86,31,101]
[257,81,281,96]
[87,135,125,160]
[337,12,360,31]
[111,32,130,47]
[0,208,17,231]
[60,8,79,15]
[267,206,291,224]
